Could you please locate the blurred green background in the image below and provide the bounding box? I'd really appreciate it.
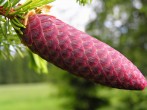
[0,0,147,110]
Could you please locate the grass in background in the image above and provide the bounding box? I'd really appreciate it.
[0,83,147,110]
[0,83,71,110]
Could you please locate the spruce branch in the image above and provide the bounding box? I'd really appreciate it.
[76,0,92,5]
[0,0,54,59]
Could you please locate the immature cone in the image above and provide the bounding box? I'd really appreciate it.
[21,13,147,90]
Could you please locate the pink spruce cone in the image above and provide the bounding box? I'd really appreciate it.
[21,14,147,90]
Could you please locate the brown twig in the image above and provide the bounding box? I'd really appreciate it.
[0,6,15,19]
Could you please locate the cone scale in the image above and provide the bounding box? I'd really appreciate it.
[21,13,147,90]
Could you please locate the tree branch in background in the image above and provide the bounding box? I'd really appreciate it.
[76,0,92,5]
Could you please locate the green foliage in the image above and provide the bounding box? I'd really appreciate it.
[0,15,22,59]
[76,0,92,5]
[95,88,147,110]
[0,0,55,36]
[0,55,46,84]
[29,51,48,74]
